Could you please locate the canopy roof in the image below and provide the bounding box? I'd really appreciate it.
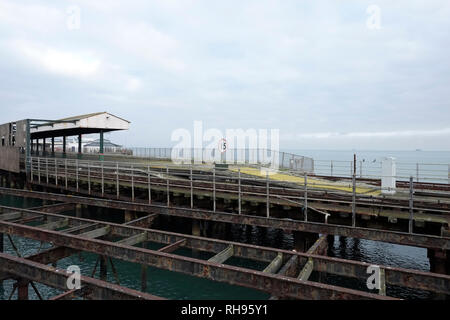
[30,112,130,139]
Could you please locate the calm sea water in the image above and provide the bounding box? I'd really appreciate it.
[284,149,450,183]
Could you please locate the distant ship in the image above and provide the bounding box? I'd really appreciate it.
[415,149,422,152]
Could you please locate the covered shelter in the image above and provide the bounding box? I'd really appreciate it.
[29,112,130,160]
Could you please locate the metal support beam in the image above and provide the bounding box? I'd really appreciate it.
[99,130,104,161]
[0,252,164,300]
[298,258,314,281]
[62,136,66,158]
[1,188,448,250]
[263,253,283,274]
[117,232,147,246]
[208,244,234,264]
[78,134,82,158]
[157,239,186,253]
[0,204,448,296]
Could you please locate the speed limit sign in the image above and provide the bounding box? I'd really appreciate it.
[218,138,227,153]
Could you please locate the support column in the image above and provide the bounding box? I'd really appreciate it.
[141,242,148,292]
[427,248,449,299]
[17,279,29,300]
[75,204,83,218]
[0,231,3,290]
[192,220,201,237]
[62,136,66,158]
[42,138,46,157]
[428,249,448,275]
[99,130,104,161]
[124,210,136,223]
[51,137,55,156]
[99,256,107,281]
[293,231,319,253]
[327,234,335,254]
[78,134,82,159]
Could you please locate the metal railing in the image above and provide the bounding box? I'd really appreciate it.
[27,156,450,236]
[313,159,450,184]
[127,147,314,173]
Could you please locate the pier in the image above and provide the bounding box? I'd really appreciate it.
[0,113,449,300]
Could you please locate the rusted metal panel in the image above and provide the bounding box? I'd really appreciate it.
[0,252,164,300]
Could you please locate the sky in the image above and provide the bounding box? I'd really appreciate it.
[0,0,449,151]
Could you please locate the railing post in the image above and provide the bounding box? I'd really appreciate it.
[266,171,270,218]
[330,161,333,177]
[88,161,91,195]
[76,159,79,191]
[238,168,241,215]
[148,165,151,204]
[190,165,193,209]
[64,159,67,188]
[359,160,362,178]
[409,176,414,234]
[38,157,41,184]
[30,157,33,182]
[55,158,58,186]
[352,174,356,227]
[116,162,119,199]
[131,164,134,202]
[416,163,419,183]
[101,161,104,196]
[46,157,49,184]
[213,167,216,212]
[166,165,170,207]
[304,172,308,222]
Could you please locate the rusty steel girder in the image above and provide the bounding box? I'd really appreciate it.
[0,187,449,250]
[0,252,164,300]
[0,219,394,300]
[1,205,450,296]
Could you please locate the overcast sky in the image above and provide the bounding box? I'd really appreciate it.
[1,1,449,150]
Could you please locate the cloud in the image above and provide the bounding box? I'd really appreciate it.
[12,40,101,78]
[0,1,449,150]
